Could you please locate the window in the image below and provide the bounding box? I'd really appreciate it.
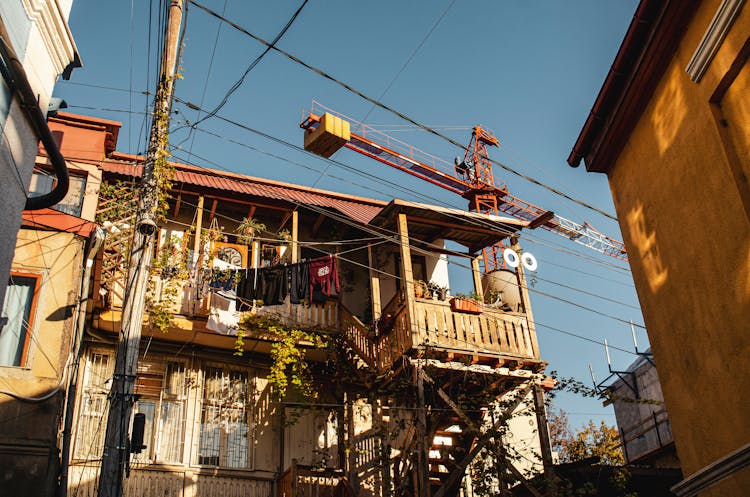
[28,170,87,217]
[74,351,114,459]
[0,273,39,367]
[198,366,254,468]
[132,359,187,463]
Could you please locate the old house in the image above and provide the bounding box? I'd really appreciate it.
[568,1,750,495]
[0,0,80,319]
[46,111,552,497]
[0,115,100,495]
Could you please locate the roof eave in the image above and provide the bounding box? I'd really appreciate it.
[567,0,700,174]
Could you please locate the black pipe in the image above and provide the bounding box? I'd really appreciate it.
[0,26,69,210]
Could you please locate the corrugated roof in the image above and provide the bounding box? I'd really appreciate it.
[100,160,385,225]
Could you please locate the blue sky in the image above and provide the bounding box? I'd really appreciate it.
[58,0,644,428]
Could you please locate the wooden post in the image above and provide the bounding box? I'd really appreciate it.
[471,255,483,300]
[368,244,382,321]
[415,363,431,497]
[291,210,299,263]
[533,384,556,492]
[397,213,416,344]
[512,237,540,359]
[192,195,204,266]
[97,2,184,496]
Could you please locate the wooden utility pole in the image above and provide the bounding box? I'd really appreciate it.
[97,2,183,496]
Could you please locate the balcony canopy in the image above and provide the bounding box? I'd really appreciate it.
[369,199,527,254]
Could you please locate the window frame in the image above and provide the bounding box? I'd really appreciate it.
[1,271,42,368]
[197,363,256,470]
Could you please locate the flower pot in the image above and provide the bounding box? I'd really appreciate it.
[449,297,482,314]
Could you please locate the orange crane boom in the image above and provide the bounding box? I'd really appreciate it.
[300,102,627,267]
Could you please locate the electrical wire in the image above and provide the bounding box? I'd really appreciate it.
[178,0,310,141]
[168,103,632,275]
[188,0,619,222]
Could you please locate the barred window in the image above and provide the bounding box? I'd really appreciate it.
[74,351,114,459]
[132,359,186,463]
[198,367,254,468]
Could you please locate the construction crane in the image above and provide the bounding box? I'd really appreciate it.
[300,102,627,270]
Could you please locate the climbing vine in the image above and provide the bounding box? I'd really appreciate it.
[234,314,329,400]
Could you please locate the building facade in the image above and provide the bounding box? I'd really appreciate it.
[568,1,750,495]
[0,0,80,318]
[0,127,99,496]
[44,112,551,497]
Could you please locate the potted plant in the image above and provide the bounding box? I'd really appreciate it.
[277,229,292,245]
[449,293,483,314]
[414,280,428,299]
[428,281,448,301]
[236,217,266,245]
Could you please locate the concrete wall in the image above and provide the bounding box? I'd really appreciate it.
[0,228,85,496]
[0,0,78,318]
[605,1,750,494]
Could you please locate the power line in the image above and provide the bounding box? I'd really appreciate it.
[188,0,619,222]
[170,99,631,275]
[157,149,645,329]
[178,0,310,140]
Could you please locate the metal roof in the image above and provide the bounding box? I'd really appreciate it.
[99,159,385,225]
[369,199,527,253]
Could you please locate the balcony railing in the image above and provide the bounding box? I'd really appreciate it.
[277,460,351,497]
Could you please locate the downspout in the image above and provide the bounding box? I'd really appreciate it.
[57,227,106,497]
[0,21,69,210]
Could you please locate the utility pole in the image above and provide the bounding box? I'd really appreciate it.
[97,2,183,496]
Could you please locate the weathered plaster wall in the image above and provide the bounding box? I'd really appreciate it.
[0,228,84,496]
[606,1,750,493]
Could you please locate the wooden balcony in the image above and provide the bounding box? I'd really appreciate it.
[249,291,541,374]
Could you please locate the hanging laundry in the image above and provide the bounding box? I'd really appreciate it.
[309,256,339,302]
[236,268,261,311]
[261,266,288,306]
[206,292,240,335]
[288,261,310,304]
[208,269,238,291]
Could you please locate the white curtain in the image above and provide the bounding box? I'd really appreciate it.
[0,278,34,366]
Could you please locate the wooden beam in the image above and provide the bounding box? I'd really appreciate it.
[414,364,431,497]
[419,369,478,433]
[173,192,182,218]
[432,383,533,497]
[207,199,218,224]
[278,210,292,231]
[368,244,382,320]
[471,256,483,300]
[311,213,326,237]
[291,210,299,264]
[407,214,512,238]
[192,195,204,266]
[512,237,540,360]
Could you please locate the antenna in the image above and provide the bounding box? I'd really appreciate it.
[604,338,612,372]
[588,363,600,394]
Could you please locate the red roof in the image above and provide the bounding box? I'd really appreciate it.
[100,157,386,225]
[22,208,98,237]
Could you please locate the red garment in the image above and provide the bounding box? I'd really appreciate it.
[309,256,340,298]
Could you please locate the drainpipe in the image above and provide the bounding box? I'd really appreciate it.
[0,21,69,210]
[57,227,106,497]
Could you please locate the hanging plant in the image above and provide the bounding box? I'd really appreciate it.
[236,217,266,245]
[277,228,292,245]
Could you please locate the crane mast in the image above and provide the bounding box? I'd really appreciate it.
[300,102,627,268]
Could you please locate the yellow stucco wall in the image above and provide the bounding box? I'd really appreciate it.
[0,228,85,495]
[606,2,750,494]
